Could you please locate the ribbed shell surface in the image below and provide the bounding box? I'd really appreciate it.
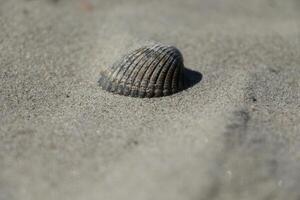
[98,44,186,98]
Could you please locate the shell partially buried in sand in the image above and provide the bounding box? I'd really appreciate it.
[98,43,192,98]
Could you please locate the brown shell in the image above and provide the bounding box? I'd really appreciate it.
[98,43,188,98]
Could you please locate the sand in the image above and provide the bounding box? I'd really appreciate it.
[0,0,300,199]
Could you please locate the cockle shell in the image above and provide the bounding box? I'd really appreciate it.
[98,43,189,98]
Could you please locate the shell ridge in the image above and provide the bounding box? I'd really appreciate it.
[156,54,180,87]
[128,45,165,86]
[162,56,180,95]
[128,45,167,96]
[117,45,161,95]
[118,44,160,85]
[110,48,139,72]
[108,47,146,83]
[123,45,163,94]
[114,47,149,84]
[154,53,178,96]
[128,45,169,95]
[163,56,176,93]
[138,47,174,97]
[171,62,180,92]
[138,46,173,88]
[110,47,150,93]
[154,54,174,96]
[105,48,147,92]
[148,47,174,85]
[146,49,175,97]
[138,45,171,86]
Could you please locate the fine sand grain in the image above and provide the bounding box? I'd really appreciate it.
[1,0,300,199]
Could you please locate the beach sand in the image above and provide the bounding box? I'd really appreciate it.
[0,0,300,199]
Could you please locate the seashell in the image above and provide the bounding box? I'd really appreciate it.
[98,43,193,98]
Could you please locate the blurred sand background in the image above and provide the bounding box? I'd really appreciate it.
[0,0,300,199]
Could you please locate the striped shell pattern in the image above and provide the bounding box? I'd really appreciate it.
[98,43,188,98]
